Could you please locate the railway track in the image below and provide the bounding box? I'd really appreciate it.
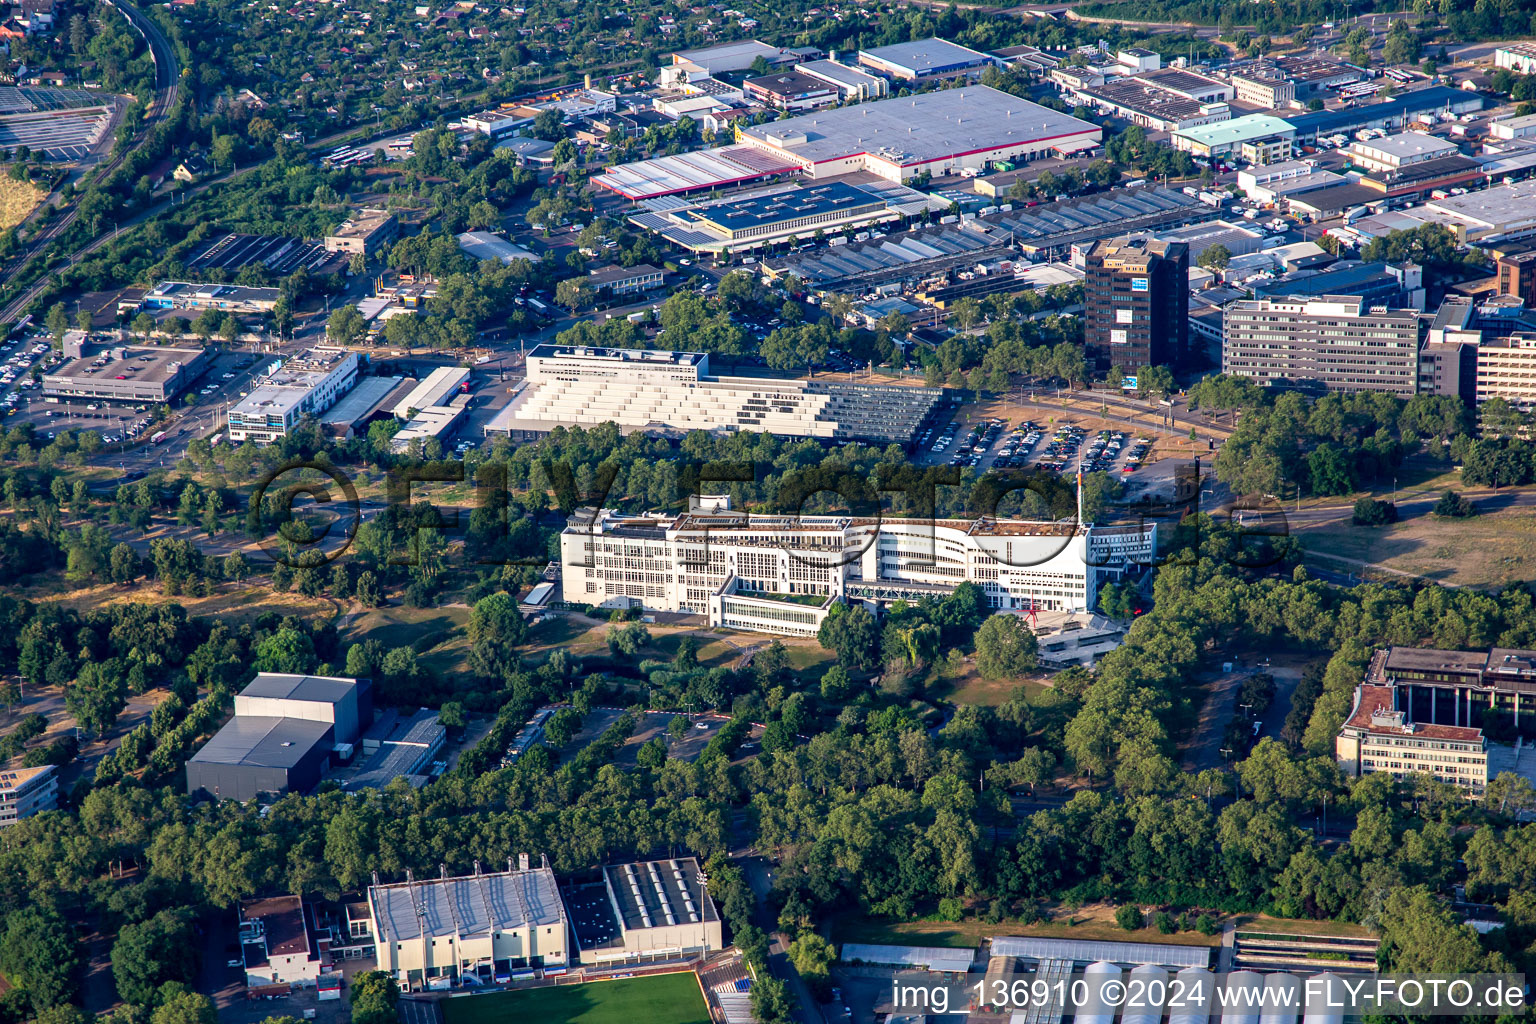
[0,0,179,323]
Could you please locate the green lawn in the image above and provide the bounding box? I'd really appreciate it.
[441,973,710,1024]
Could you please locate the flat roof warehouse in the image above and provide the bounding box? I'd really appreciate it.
[737,86,1098,170]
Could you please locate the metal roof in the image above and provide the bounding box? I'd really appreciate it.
[188,716,333,769]
[239,672,358,705]
[858,37,993,75]
[368,867,565,943]
[989,937,1211,968]
[840,943,976,972]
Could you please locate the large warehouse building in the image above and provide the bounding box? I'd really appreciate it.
[368,858,568,988]
[486,345,944,447]
[186,674,372,802]
[44,338,212,403]
[561,504,1158,635]
[735,85,1100,183]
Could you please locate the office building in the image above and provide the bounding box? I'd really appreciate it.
[1335,683,1487,795]
[1227,65,1297,108]
[1498,250,1536,301]
[141,281,279,314]
[1235,160,1344,204]
[0,765,57,825]
[43,341,211,403]
[186,673,371,802]
[1222,295,1423,396]
[463,108,534,140]
[488,345,943,447]
[1346,132,1459,174]
[238,895,323,990]
[369,859,569,988]
[1367,645,1536,733]
[743,69,838,111]
[735,86,1100,183]
[567,858,724,965]
[323,208,399,255]
[1418,295,1479,403]
[856,37,995,83]
[586,263,663,296]
[1171,114,1295,160]
[1084,236,1190,371]
[227,347,359,444]
[1473,333,1536,407]
[560,504,1158,635]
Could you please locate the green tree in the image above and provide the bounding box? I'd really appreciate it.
[0,908,80,1009]
[973,614,1038,679]
[1196,243,1231,271]
[111,910,196,1006]
[326,304,365,345]
[349,972,399,1024]
[251,628,317,674]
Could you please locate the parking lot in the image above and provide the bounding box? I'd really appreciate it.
[4,343,263,445]
[921,415,1156,480]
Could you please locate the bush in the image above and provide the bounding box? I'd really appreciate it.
[1196,913,1220,936]
[1115,905,1144,931]
[1434,489,1477,518]
[936,897,965,922]
[1351,498,1397,526]
[1154,911,1176,934]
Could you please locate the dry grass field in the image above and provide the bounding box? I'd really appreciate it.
[0,178,45,230]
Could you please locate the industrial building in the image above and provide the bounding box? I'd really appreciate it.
[795,59,888,102]
[593,144,801,201]
[368,859,569,988]
[855,37,995,83]
[1251,260,1422,308]
[1084,236,1190,371]
[566,857,724,965]
[1078,77,1230,132]
[1496,42,1536,75]
[659,40,795,88]
[186,673,371,802]
[1281,86,1484,144]
[1222,295,1424,396]
[1153,220,1264,265]
[735,86,1100,183]
[1171,114,1296,160]
[0,765,57,825]
[561,502,1158,634]
[141,281,279,314]
[1335,683,1488,795]
[394,365,469,419]
[227,347,360,444]
[1235,160,1345,204]
[390,396,470,453]
[323,208,400,255]
[43,339,211,403]
[318,375,406,438]
[1491,112,1536,140]
[743,69,839,111]
[238,895,323,990]
[762,185,1211,289]
[487,345,943,447]
[1346,131,1460,173]
[341,708,445,791]
[456,231,537,264]
[629,181,916,254]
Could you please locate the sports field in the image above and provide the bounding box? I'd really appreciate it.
[440,973,710,1024]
